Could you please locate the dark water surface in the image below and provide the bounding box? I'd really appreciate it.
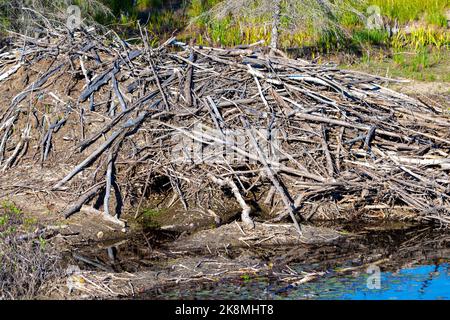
[157,263,449,300]
[70,223,450,300]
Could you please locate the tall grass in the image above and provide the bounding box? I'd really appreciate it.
[89,0,449,54]
[2,0,447,58]
[392,28,450,50]
[369,0,449,26]
[184,0,449,51]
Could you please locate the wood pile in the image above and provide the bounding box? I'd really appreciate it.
[0,27,449,232]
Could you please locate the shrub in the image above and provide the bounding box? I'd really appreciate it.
[0,202,62,300]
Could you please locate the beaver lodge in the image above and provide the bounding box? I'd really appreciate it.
[0,27,449,236]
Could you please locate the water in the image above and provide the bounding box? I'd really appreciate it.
[69,224,450,300]
[336,263,449,300]
[277,263,450,300]
[155,263,449,300]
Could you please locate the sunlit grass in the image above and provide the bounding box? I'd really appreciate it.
[392,27,450,50]
[185,0,449,51]
[348,45,450,82]
[369,0,449,26]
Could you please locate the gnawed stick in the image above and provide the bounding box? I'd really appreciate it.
[168,167,188,211]
[242,117,302,236]
[335,127,344,173]
[320,125,335,177]
[63,183,105,218]
[80,205,126,228]
[112,70,127,112]
[10,62,65,107]
[0,62,23,82]
[41,118,66,163]
[208,173,255,229]
[0,115,16,163]
[53,130,122,190]
[264,186,276,205]
[1,140,23,172]
[79,50,142,101]
[149,59,170,110]
[77,99,161,152]
[54,109,153,190]
[104,151,114,217]
[1,123,30,171]
[184,48,195,107]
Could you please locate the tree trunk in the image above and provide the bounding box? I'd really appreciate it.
[270,0,281,49]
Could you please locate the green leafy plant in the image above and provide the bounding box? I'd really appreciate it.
[240,274,252,283]
[0,215,8,226]
[139,208,166,228]
[1,200,21,215]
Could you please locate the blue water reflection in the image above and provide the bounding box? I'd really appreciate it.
[338,263,449,300]
[279,263,449,300]
[160,263,449,300]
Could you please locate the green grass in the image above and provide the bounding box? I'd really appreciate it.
[2,1,448,47]
[182,0,449,54]
[369,0,449,26]
[23,217,38,231]
[346,46,450,82]
[352,29,390,46]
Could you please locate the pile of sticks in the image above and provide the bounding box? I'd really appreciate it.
[0,27,449,231]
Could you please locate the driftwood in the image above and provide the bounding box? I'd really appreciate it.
[0,26,449,231]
